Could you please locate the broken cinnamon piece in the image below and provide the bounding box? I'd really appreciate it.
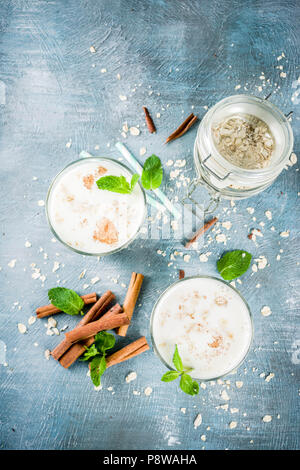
[93,217,119,245]
[106,336,149,367]
[143,106,156,133]
[36,292,97,318]
[65,304,128,343]
[179,269,185,280]
[51,291,115,360]
[185,217,218,249]
[165,113,198,144]
[116,272,144,337]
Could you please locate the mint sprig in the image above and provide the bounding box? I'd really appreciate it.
[141,155,163,190]
[96,173,139,194]
[161,345,199,396]
[217,250,252,281]
[81,331,116,387]
[48,287,84,316]
[96,155,163,195]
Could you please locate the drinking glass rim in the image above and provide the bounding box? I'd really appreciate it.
[45,156,147,257]
[196,93,294,177]
[150,275,254,382]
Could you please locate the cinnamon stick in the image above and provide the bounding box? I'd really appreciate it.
[106,336,149,368]
[51,291,115,360]
[65,304,128,344]
[58,336,95,369]
[116,272,144,337]
[165,113,198,144]
[185,217,218,249]
[143,106,156,133]
[179,269,185,280]
[36,292,97,318]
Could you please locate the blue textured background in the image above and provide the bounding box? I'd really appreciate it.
[0,0,299,450]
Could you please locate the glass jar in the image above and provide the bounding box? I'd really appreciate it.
[46,157,146,256]
[193,94,294,201]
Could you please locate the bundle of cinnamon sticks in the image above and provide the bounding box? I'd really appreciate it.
[36,272,149,370]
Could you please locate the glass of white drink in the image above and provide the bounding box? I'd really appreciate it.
[151,276,253,381]
[46,157,146,256]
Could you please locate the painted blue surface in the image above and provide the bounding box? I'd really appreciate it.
[0,0,299,450]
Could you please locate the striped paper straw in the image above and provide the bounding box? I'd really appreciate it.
[146,194,166,212]
[115,142,181,220]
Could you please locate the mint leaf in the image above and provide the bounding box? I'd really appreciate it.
[84,332,115,386]
[161,345,198,396]
[180,373,199,396]
[48,287,84,316]
[130,173,140,191]
[217,250,252,281]
[80,344,99,361]
[172,344,183,372]
[161,370,181,382]
[141,155,163,190]
[94,331,116,354]
[96,173,139,194]
[90,356,106,387]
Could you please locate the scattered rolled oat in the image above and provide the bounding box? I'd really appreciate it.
[37,200,45,207]
[236,381,243,389]
[230,408,239,414]
[261,306,272,317]
[25,241,32,248]
[280,231,290,238]
[229,421,237,429]
[144,387,152,396]
[89,46,96,53]
[265,373,275,383]
[289,153,297,166]
[28,316,36,326]
[139,147,146,156]
[47,317,57,328]
[180,408,186,414]
[221,390,230,401]
[119,95,127,101]
[265,210,272,220]
[215,233,227,244]
[193,414,202,429]
[18,323,27,334]
[8,259,17,268]
[222,221,232,230]
[125,371,137,383]
[52,261,60,273]
[129,127,140,136]
[262,415,272,423]
[44,349,51,360]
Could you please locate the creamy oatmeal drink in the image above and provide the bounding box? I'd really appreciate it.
[151,277,252,380]
[47,158,146,255]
